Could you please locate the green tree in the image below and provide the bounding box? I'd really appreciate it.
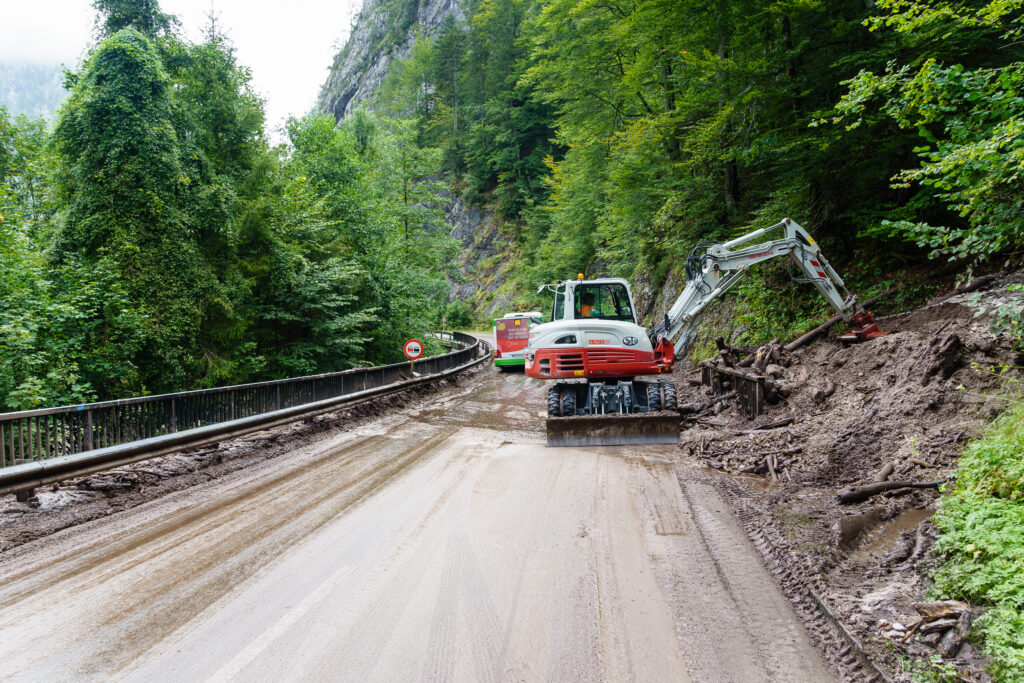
[92,0,177,38]
[829,0,1024,265]
[53,27,203,393]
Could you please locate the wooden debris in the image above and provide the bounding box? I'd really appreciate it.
[836,479,945,504]
[899,618,923,644]
[919,618,959,634]
[914,600,969,621]
[938,611,972,658]
[874,462,895,482]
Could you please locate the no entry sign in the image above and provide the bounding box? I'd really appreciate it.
[403,339,424,360]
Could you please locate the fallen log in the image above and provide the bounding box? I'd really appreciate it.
[938,611,972,658]
[837,479,945,504]
[757,415,796,430]
[874,462,895,482]
[914,600,969,621]
[919,618,958,634]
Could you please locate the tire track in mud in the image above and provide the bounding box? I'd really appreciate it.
[0,424,459,679]
[680,479,833,681]
[707,474,894,682]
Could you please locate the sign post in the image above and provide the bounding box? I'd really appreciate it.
[403,339,424,376]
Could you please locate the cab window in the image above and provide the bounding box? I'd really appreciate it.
[574,283,634,322]
[552,289,565,321]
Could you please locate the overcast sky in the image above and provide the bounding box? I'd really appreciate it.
[0,0,363,136]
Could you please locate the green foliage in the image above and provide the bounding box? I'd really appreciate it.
[92,0,177,38]
[932,401,1024,679]
[0,1,459,409]
[442,300,474,328]
[828,0,1024,264]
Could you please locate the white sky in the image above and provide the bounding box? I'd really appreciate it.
[0,0,363,137]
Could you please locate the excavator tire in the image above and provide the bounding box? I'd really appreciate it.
[647,383,662,411]
[663,382,677,410]
[562,390,576,417]
[547,386,560,417]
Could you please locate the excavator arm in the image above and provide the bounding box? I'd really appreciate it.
[653,218,885,358]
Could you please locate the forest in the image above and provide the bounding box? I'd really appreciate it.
[372,0,1023,345]
[1,0,458,410]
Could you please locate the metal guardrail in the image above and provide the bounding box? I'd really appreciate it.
[0,332,485,469]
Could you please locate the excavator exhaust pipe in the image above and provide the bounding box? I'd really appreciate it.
[546,413,681,447]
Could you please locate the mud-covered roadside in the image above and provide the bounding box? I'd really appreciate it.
[674,272,1023,680]
[0,365,486,553]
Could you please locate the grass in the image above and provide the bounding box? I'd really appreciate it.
[930,401,1024,680]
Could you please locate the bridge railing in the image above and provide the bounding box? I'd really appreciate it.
[0,332,485,467]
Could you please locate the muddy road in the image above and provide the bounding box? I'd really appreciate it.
[0,369,832,682]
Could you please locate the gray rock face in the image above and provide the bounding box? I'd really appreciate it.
[318,0,464,120]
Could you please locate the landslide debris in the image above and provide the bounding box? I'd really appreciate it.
[676,271,1024,681]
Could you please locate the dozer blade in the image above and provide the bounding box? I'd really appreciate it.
[546,413,681,447]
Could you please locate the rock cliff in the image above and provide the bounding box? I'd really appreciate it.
[317,0,464,120]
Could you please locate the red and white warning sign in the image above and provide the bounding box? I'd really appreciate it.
[403,339,424,360]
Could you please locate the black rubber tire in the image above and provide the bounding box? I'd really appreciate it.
[562,389,576,417]
[662,382,677,410]
[647,383,662,412]
[547,386,561,417]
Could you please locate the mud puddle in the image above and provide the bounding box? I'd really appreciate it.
[848,507,934,566]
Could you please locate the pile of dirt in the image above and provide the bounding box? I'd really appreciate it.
[675,271,1024,681]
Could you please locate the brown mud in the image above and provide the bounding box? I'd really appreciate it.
[0,363,832,682]
[673,270,1024,681]
[0,367,485,553]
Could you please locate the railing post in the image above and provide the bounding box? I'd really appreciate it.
[170,398,177,433]
[84,411,93,451]
[275,385,281,411]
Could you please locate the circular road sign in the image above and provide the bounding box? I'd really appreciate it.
[403,339,424,360]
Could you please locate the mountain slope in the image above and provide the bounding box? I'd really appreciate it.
[317,0,463,119]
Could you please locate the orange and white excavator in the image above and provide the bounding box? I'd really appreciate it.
[525,218,886,446]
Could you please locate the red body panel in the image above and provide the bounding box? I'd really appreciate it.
[526,343,674,379]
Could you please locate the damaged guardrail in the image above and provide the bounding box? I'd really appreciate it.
[0,332,489,496]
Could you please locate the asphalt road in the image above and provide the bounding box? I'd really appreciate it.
[0,367,833,682]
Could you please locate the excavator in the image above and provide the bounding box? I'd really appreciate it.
[525,218,887,446]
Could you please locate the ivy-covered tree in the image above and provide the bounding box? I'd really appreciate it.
[92,0,176,38]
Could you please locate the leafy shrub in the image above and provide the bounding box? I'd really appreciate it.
[932,402,1024,679]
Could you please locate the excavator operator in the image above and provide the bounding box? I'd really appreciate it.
[580,292,598,317]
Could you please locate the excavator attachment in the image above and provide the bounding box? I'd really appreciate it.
[544,380,681,447]
[838,310,889,343]
[546,413,681,447]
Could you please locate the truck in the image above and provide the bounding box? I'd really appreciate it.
[493,311,543,370]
